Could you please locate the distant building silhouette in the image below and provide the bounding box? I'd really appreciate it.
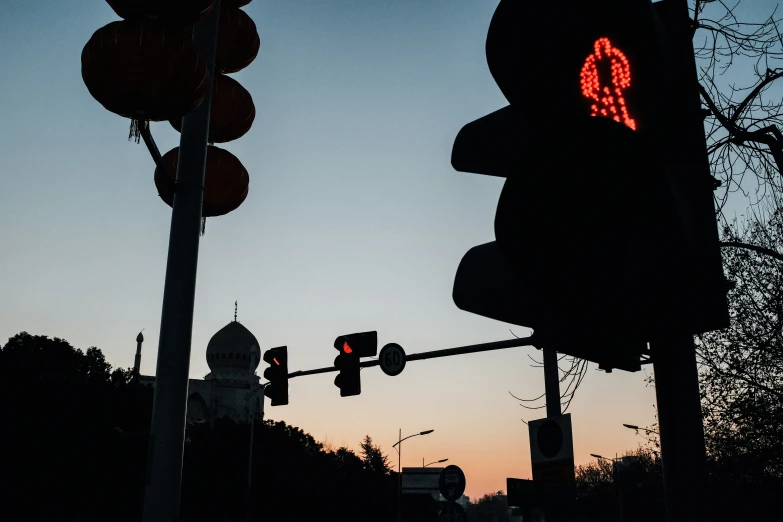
[138,317,262,424]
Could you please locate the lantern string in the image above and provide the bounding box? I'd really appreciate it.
[200,217,207,237]
[128,119,144,143]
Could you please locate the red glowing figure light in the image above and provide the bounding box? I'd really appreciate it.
[343,342,353,354]
[580,37,637,131]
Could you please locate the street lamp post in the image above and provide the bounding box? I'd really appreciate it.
[393,429,434,522]
[423,458,448,467]
[591,453,623,521]
[623,423,660,435]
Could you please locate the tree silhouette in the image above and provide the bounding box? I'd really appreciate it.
[1,332,398,521]
[360,434,392,475]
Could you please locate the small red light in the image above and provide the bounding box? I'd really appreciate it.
[580,37,637,131]
[343,341,353,354]
[273,357,280,366]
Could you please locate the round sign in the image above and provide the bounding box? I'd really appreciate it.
[440,502,467,522]
[439,465,466,502]
[537,419,564,458]
[379,343,406,376]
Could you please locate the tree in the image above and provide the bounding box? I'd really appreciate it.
[1,331,400,521]
[359,434,392,475]
[688,0,783,508]
[465,491,509,522]
[574,448,664,522]
[0,332,152,522]
[697,210,783,485]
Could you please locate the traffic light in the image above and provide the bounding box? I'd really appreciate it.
[333,331,377,397]
[263,346,288,406]
[451,0,728,369]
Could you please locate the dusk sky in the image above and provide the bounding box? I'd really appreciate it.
[0,0,773,499]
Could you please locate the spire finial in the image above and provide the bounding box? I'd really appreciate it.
[234,301,238,322]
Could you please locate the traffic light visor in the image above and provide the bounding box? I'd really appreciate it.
[333,331,378,357]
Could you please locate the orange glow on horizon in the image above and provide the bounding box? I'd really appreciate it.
[580,37,637,131]
[343,341,353,354]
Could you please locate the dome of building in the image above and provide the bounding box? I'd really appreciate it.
[205,320,260,380]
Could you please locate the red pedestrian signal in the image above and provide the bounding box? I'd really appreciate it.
[580,37,637,130]
[450,0,729,370]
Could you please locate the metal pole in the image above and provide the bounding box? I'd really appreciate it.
[651,336,706,521]
[141,3,221,521]
[397,429,402,522]
[246,392,264,521]
[543,348,561,418]
[650,1,714,520]
[288,336,536,379]
[246,357,262,522]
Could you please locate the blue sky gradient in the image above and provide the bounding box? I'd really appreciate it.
[1,0,774,497]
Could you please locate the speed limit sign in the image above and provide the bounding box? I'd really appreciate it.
[379,343,406,376]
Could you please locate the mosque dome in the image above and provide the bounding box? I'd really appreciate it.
[206,320,260,380]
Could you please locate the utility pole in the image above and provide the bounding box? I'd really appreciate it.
[397,429,402,522]
[651,336,706,520]
[246,384,264,522]
[650,0,717,520]
[543,349,561,418]
[141,3,221,521]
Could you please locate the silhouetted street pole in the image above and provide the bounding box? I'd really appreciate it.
[246,387,264,522]
[393,429,434,522]
[543,348,561,418]
[651,336,706,521]
[651,1,713,520]
[142,3,221,521]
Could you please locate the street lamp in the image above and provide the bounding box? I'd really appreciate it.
[622,423,660,435]
[423,458,448,467]
[392,429,435,472]
[392,429,434,522]
[590,453,612,462]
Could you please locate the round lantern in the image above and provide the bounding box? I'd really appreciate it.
[82,20,209,122]
[215,6,260,74]
[106,0,215,27]
[169,74,255,143]
[154,146,249,218]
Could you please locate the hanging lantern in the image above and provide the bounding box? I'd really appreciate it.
[82,20,209,124]
[170,74,255,143]
[223,0,253,6]
[105,0,215,27]
[215,6,260,74]
[154,146,249,218]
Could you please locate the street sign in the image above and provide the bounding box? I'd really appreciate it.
[529,415,575,488]
[440,502,467,522]
[402,467,443,495]
[439,465,466,502]
[379,342,406,376]
[529,414,574,464]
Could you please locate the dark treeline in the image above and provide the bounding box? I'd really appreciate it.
[0,332,396,521]
[574,446,780,521]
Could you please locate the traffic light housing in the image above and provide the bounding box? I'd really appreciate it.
[451,0,728,370]
[333,331,377,397]
[263,346,288,406]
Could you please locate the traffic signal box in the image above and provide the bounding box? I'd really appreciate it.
[452,0,728,371]
[333,331,378,397]
[263,346,289,406]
